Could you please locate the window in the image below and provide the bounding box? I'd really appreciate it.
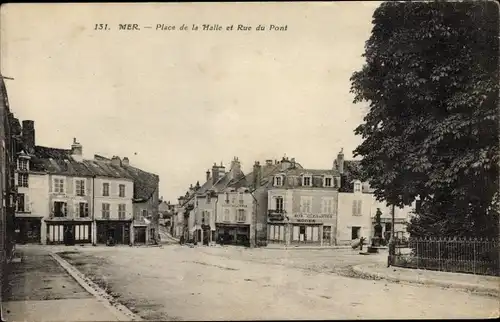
[351,226,361,240]
[275,196,284,212]
[237,209,246,222]
[225,193,229,204]
[224,208,230,221]
[18,159,28,171]
[75,179,85,196]
[352,200,362,216]
[322,198,334,213]
[300,196,312,213]
[238,192,244,205]
[207,194,211,203]
[16,193,25,212]
[354,181,362,192]
[102,183,109,196]
[324,177,332,187]
[78,202,89,218]
[54,201,67,217]
[231,194,236,204]
[119,184,125,197]
[102,203,110,219]
[18,173,28,187]
[303,176,312,186]
[323,226,332,241]
[274,176,282,186]
[202,210,210,224]
[54,178,64,193]
[142,209,148,217]
[118,204,126,219]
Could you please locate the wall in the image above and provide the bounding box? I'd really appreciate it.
[17,173,49,243]
[337,191,416,245]
[337,192,374,245]
[268,188,338,245]
[216,189,254,226]
[132,186,160,243]
[253,186,269,246]
[48,174,95,220]
[93,177,134,220]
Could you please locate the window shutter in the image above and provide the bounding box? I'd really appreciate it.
[352,200,356,216]
[25,195,30,212]
[74,203,79,217]
[63,203,67,216]
[85,203,89,217]
[357,200,362,216]
[49,178,52,193]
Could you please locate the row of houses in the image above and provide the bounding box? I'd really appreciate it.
[171,152,416,247]
[12,120,160,245]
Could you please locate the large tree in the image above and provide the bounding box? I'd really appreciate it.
[350,0,499,238]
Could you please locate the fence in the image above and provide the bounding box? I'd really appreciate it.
[392,237,499,276]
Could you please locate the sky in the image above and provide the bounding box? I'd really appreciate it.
[1,2,381,202]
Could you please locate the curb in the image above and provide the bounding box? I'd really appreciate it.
[352,264,500,297]
[50,252,143,321]
[264,246,352,250]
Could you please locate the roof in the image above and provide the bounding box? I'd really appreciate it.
[28,146,158,201]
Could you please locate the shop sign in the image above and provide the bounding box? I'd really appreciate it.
[297,219,316,223]
[293,213,333,219]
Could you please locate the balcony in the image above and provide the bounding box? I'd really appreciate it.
[268,209,286,221]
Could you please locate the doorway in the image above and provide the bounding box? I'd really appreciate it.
[351,226,361,240]
[134,227,146,244]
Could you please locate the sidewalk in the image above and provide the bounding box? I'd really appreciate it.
[352,262,500,297]
[265,243,352,250]
[1,247,140,321]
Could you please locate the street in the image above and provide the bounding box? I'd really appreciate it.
[50,244,498,321]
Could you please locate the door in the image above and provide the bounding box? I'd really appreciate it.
[134,227,146,244]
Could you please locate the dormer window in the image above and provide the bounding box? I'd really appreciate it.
[324,176,333,187]
[354,180,362,193]
[302,175,312,187]
[274,175,283,187]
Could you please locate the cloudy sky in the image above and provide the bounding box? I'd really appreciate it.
[1,2,381,201]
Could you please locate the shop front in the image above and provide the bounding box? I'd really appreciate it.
[267,213,335,246]
[46,220,92,245]
[215,223,250,246]
[15,216,42,244]
[96,220,132,245]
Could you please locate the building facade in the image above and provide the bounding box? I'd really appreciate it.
[12,121,159,246]
[336,150,415,245]
[266,157,341,246]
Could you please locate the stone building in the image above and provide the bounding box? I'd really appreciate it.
[336,149,415,245]
[12,120,159,245]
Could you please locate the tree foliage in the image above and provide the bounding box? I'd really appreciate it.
[350,1,499,238]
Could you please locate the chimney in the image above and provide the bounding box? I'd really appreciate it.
[111,155,121,166]
[265,159,273,166]
[212,163,219,185]
[22,120,35,153]
[230,156,241,180]
[291,158,296,168]
[337,148,345,174]
[206,169,210,182]
[122,157,129,166]
[218,161,226,179]
[253,161,262,188]
[71,138,83,162]
[281,155,291,171]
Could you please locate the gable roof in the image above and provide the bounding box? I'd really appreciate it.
[28,146,158,201]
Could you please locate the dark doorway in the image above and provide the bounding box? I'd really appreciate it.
[16,219,41,244]
[351,226,361,240]
[134,227,146,244]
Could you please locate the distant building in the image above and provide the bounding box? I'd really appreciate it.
[335,150,415,244]
[13,121,159,245]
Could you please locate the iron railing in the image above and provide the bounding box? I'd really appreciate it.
[393,237,499,276]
